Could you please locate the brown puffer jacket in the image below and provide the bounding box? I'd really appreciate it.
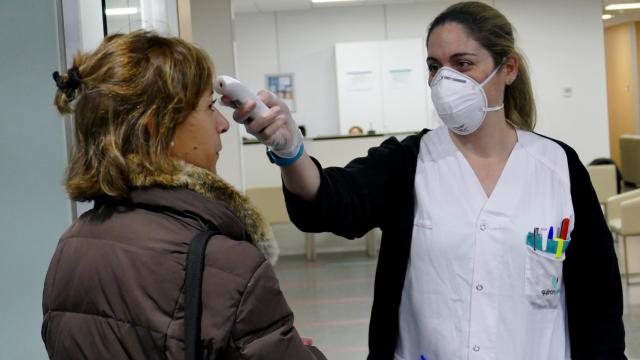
[42,157,320,359]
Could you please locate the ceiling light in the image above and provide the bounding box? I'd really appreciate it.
[311,0,361,3]
[105,7,138,16]
[605,3,640,11]
[602,14,614,19]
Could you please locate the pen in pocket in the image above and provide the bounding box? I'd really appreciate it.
[560,218,570,240]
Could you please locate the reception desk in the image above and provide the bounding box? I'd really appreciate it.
[243,132,414,189]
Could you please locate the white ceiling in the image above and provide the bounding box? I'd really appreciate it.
[233,0,477,14]
[603,0,640,27]
[233,0,640,27]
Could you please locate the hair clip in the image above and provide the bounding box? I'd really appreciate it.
[52,68,82,94]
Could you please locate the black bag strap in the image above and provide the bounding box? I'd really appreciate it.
[185,228,220,360]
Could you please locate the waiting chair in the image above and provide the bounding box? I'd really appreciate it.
[245,187,316,261]
[606,189,640,285]
[620,135,640,188]
[245,187,377,261]
[586,164,618,207]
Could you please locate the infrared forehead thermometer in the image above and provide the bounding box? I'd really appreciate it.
[214,75,269,120]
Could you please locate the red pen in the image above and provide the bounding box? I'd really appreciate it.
[559,218,570,240]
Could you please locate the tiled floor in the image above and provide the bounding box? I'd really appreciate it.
[275,252,374,360]
[275,251,640,360]
[625,303,640,360]
[622,278,640,359]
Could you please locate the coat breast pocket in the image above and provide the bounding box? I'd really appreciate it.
[525,247,565,308]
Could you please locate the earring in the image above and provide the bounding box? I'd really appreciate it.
[170,141,175,147]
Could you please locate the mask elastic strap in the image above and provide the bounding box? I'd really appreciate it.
[479,63,503,87]
[484,103,504,112]
[481,61,506,112]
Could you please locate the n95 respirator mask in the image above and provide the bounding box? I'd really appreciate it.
[430,65,504,135]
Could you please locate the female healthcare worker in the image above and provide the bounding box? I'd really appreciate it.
[225,2,626,359]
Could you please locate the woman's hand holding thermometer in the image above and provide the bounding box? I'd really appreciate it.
[215,75,303,159]
[214,75,269,120]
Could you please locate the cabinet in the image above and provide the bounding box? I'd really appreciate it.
[335,38,433,134]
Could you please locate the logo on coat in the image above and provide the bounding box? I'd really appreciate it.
[541,275,560,296]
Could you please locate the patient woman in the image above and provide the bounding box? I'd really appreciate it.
[41,31,322,360]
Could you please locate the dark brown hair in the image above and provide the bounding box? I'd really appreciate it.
[54,31,214,200]
[427,1,536,131]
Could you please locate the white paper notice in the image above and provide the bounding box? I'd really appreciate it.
[347,71,374,91]
[389,69,412,89]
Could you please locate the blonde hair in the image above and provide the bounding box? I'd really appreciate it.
[427,1,536,131]
[54,31,214,200]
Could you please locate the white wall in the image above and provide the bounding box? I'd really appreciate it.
[0,0,70,358]
[236,6,387,137]
[191,0,245,190]
[236,0,610,164]
[496,0,610,165]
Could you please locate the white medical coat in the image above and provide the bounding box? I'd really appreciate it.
[395,126,574,360]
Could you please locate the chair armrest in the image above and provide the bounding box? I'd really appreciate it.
[606,189,640,223]
[621,197,640,235]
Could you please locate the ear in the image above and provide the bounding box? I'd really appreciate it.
[503,53,519,85]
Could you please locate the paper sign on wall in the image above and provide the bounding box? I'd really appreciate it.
[346,70,374,91]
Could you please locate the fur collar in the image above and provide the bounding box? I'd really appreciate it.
[126,156,279,264]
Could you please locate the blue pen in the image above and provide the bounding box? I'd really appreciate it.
[421,356,427,360]
[545,226,553,252]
